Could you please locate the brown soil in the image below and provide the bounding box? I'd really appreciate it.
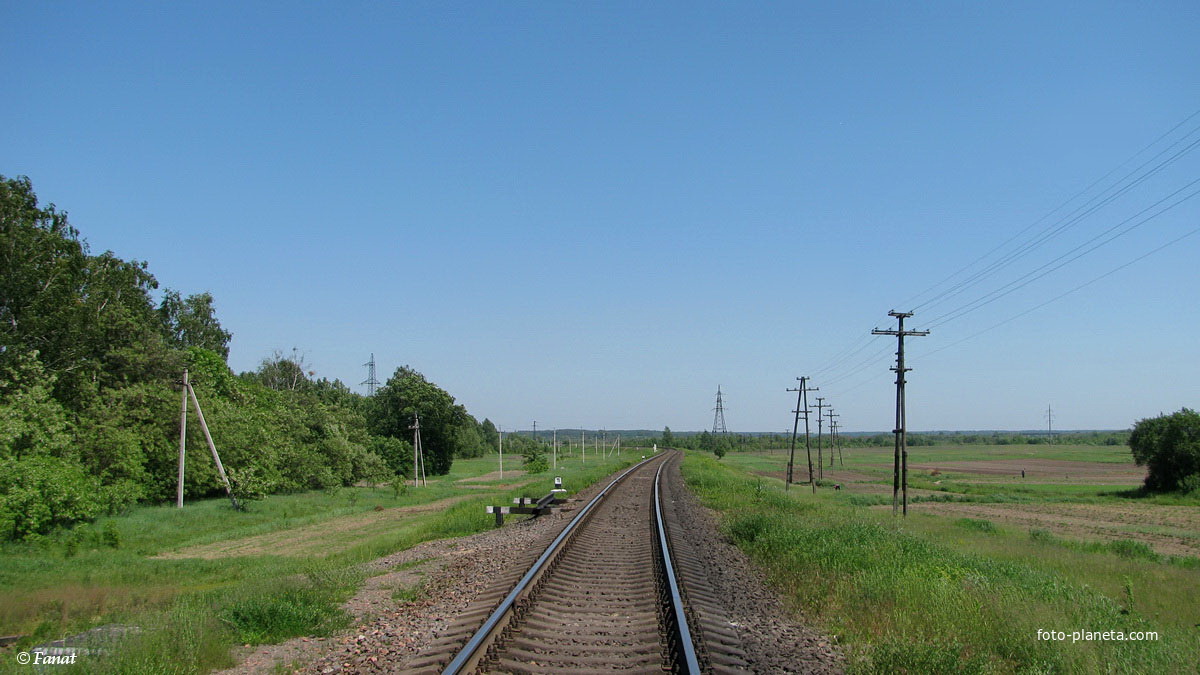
[155,495,480,560]
[907,501,1200,557]
[889,459,1145,483]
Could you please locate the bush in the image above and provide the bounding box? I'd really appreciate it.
[227,465,271,504]
[523,447,549,474]
[0,456,105,540]
[1129,409,1200,492]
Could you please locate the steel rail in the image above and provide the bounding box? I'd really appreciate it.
[441,453,666,675]
[655,458,702,673]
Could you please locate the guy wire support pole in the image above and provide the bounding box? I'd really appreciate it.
[186,380,240,510]
[803,378,818,493]
[873,310,930,516]
[786,379,805,490]
[814,397,828,481]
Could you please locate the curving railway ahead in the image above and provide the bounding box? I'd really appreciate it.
[407,450,749,674]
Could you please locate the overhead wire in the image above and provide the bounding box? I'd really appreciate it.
[896,107,1200,313]
[798,108,1200,420]
[913,129,1200,316]
[923,176,1200,328]
[914,222,1200,361]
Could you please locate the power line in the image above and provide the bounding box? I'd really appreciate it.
[914,222,1200,360]
[899,108,1200,313]
[914,133,1200,318]
[924,178,1200,329]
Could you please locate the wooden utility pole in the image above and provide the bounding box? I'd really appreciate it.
[186,381,239,510]
[826,410,839,467]
[498,427,504,479]
[873,310,930,516]
[552,429,557,470]
[786,379,805,490]
[177,369,189,508]
[581,429,585,464]
[803,379,818,493]
[813,397,828,481]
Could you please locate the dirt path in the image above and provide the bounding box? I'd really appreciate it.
[155,495,480,560]
[906,501,1200,557]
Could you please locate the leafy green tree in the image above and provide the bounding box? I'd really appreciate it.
[159,290,232,358]
[369,436,413,477]
[662,426,674,447]
[369,367,467,476]
[0,351,72,461]
[1129,409,1200,492]
[480,418,499,452]
[250,349,313,391]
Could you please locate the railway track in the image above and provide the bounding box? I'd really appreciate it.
[407,450,749,674]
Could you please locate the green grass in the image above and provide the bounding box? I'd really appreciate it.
[683,452,1198,674]
[0,451,637,673]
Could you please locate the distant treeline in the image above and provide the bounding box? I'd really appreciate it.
[620,428,1131,454]
[0,176,499,540]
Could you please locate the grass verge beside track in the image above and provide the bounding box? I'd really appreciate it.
[0,453,637,674]
[681,452,1198,673]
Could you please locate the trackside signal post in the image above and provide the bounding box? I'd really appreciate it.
[872,310,929,516]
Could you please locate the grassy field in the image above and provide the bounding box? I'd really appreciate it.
[689,445,1200,673]
[0,450,639,673]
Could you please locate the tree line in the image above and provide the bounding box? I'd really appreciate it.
[0,176,498,540]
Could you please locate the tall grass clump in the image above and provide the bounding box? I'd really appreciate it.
[681,453,1195,674]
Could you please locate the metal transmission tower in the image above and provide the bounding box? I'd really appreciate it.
[1046,404,1055,443]
[873,310,930,516]
[712,386,729,434]
[361,353,380,396]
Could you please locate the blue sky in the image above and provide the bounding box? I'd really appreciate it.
[4,2,1198,432]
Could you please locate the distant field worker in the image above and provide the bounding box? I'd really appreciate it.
[1021,469,1025,478]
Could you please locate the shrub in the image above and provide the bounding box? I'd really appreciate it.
[227,465,271,505]
[0,456,104,540]
[101,520,122,548]
[523,447,549,474]
[1129,409,1200,492]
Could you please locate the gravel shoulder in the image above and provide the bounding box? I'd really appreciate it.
[664,458,844,674]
